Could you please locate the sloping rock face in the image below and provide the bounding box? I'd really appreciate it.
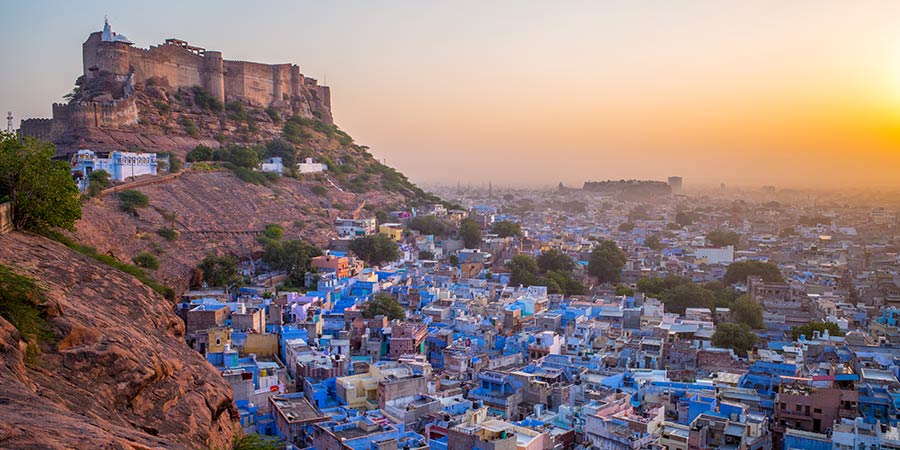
[0,232,238,450]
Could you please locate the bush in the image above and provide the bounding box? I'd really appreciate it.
[265,107,282,124]
[192,86,223,112]
[179,117,199,137]
[132,252,160,270]
[0,264,55,343]
[311,185,328,197]
[119,190,149,213]
[86,169,111,197]
[198,254,240,287]
[264,223,284,240]
[187,145,214,162]
[409,215,453,236]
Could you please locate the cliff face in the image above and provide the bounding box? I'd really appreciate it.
[0,232,238,450]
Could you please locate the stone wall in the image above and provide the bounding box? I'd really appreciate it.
[50,96,139,130]
[18,118,53,141]
[83,31,331,113]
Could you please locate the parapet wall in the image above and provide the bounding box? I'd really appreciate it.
[51,95,139,130]
[19,118,53,141]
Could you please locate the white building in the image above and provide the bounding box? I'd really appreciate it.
[694,245,734,265]
[334,217,376,238]
[260,157,284,173]
[297,157,327,174]
[71,149,158,191]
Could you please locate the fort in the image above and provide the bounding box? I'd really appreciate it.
[21,19,332,143]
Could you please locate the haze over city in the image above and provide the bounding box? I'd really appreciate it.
[3,0,900,188]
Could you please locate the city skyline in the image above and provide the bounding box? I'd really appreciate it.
[3,1,900,189]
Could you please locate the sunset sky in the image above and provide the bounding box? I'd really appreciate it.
[3,1,900,188]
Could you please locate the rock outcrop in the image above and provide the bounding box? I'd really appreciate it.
[0,232,238,450]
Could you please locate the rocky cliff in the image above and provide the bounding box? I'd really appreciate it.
[0,232,238,449]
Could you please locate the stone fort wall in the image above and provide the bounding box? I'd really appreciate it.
[83,32,331,111]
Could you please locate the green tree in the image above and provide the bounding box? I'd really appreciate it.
[636,275,691,298]
[362,292,405,320]
[459,218,482,249]
[491,220,522,238]
[588,240,627,284]
[0,133,81,231]
[712,323,758,356]
[507,254,539,287]
[616,284,635,297]
[707,230,740,247]
[264,139,297,167]
[119,190,149,213]
[538,270,585,296]
[198,254,240,287]
[791,321,844,340]
[418,250,435,260]
[86,169,111,196]
[350,234,400,266]
[447,254,459,266]
[263,239,322,287]
[263,223,284,240]
[618,222,635,232]
[662,282,715,315]
[730,295,764,329]
[723,261,783,285]
[536,249,575,273]
[409,215,453,236]
[186,145,214,162]
[675,211,693,226]
[132,252,160,270]
[645,234,663,251]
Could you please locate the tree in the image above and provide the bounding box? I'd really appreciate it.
[198,254,240,287]
[263,223,284,240]
[186,145,214,162]
[791,321,844,340]
[675,211,693,226]
[362,292,405,320]
[491,220,522,238]
[264,139,297,167]
[588,240,627,284]
[707,230,740,247]
[263,239,322,287]
[537,270,585,296]
[458,218,482,249]
[86,169,111,196]
[712,323,758,356]
[507,254,539,287]
[418,250,435,260]
[662,282,715,315]
[616,284,635,297]
[447,254,459,266]
[730,295,764,329]
[637,275,691,298]
[0,133,81,231]
[119,190,149,213]
[618,222,635,232]
[536,249,574,273]
[350,234,400,266]
[723,261,783,285]
[645,234,663,251]
[409,215,453,236]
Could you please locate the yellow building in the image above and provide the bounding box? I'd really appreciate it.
[379,223,405,242]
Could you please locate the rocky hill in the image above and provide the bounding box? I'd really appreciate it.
[64,81,444,293]
[0,232,237,449]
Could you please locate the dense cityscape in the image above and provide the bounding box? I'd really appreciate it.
[2,7,900,450]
